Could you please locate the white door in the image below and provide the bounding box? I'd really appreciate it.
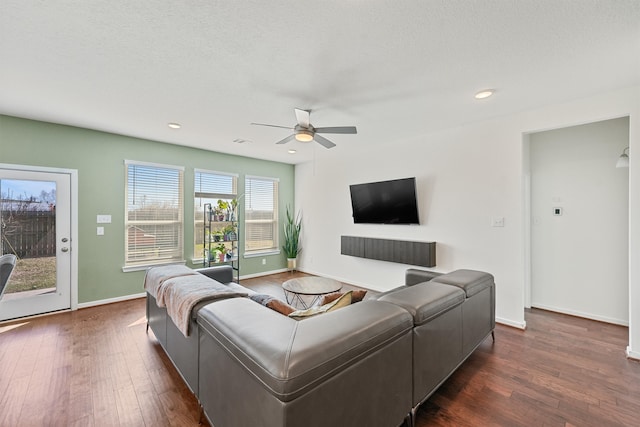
[0,166,74,321]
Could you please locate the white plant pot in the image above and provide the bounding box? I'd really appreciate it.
[287,257,297,271]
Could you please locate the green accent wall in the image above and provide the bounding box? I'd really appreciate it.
[0,115,294,304]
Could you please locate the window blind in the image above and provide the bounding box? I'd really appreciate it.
[194,170,237,199]
[245,176,279,253]
[125,161,184,267]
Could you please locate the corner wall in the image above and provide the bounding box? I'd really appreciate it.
[295,86,640,350]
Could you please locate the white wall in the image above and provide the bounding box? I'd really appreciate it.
[295,86,640,356]
[296,113,526,329]
[529,118,629,325]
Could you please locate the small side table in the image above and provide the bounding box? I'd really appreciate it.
[282,277,342,309]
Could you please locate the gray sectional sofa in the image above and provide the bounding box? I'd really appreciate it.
[145,265,495,427]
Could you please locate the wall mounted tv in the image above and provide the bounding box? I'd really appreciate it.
[349,177,420,224]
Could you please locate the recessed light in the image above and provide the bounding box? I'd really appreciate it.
[288,149,297,154]
[168,122,181,129]
[474,89,495,99]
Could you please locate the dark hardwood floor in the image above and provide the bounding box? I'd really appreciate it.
[0,272,639,426]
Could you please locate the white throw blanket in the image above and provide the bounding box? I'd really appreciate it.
[143,264,196,300]
[158,274,247,337]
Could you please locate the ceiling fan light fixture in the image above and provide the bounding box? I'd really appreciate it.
[252,108,355,149]
[295,130,314,142]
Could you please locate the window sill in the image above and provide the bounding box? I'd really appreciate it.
[122,260,186,273]
[243,250,280,259]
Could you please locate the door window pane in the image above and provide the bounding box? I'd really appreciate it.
[0,179,57,298]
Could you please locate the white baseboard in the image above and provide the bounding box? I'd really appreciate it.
[531,303,629,326]
[496,317,527,330]
[77,292,146,309]
[626,346,640,361]
[239,268,289,280]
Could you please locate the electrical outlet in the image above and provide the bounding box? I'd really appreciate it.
[97,226,104,236]
[262,258,266,265]
[491,217,505,227]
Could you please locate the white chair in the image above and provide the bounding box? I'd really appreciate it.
[0,254,17,300]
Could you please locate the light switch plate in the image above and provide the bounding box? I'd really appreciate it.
[97,226,105,236]
[97,214,111,224]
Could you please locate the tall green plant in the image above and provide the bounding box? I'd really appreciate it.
[282,205,302,259]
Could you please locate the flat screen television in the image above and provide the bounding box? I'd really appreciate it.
[349,177,420,224]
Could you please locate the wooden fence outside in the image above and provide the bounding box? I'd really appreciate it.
[1,211,56,258]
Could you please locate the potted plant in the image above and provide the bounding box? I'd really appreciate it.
[282,205,302,271]
[222,224,236,241]
[229,198,238,221]
[214,243,227,263]
[217,199,229,221]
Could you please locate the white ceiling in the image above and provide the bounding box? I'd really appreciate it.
[1,1,639,164]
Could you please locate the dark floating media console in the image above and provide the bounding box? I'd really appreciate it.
[341,235,436,267]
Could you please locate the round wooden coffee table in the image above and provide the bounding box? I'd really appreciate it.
[282,276,343,309]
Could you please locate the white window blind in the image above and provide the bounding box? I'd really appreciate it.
[194,170,237,199]
[125,161,184,267]
[245,176,278,254]
[194,170,237,258]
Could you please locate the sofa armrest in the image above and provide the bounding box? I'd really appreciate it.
[195,265,233,284]
[405,268,443,286]
[378,281,464,325]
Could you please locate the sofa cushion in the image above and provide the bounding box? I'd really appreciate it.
[289,291,352,318]
[374,285,407,300]
[377,282,464,325]
[431,269,494,297]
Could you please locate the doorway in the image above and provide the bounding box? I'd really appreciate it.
[0,164,77,321]
[525,117,630,325]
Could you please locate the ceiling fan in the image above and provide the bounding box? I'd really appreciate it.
[251,108,357,149]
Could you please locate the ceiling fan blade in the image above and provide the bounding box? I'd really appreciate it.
[294,108,311,128]
[314,126,357,134]
[251,123,293,130]
[275,134,296,145]
[314,134,336,149]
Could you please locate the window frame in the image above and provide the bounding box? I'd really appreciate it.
[244,175,280,257]
[123,160,185,272]
[193,169,238,261]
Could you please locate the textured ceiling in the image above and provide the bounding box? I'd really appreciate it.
[1,0,639,164]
